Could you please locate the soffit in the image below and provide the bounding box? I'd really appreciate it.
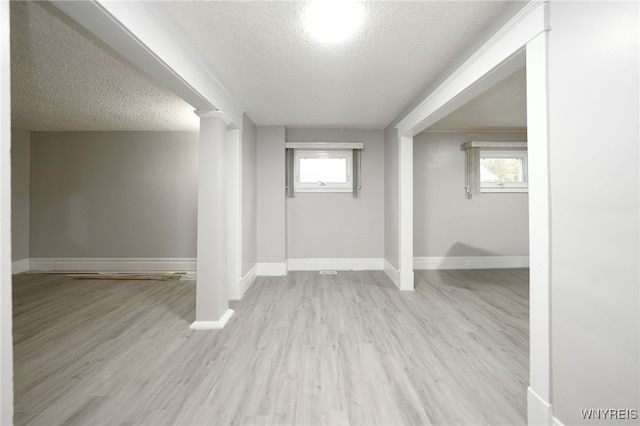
[10,1,198,132]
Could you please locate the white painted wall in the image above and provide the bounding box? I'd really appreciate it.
[1,1,14,423]
[414,132,529,257]
[285,128,384,260]
[242,114,258,275]
[11,128,30,262]
[30,131,199,259]
[548,1,639,424]
[257,126,286,264]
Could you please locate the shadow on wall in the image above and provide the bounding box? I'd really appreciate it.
[444,242,496,257]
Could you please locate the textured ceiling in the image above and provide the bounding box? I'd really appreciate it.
[10,0,522,132]
[428,66,527,133]
[155,1,514,129]
[10,1,199,131]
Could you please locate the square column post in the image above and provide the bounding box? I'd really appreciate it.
[399,135,414,291]
[190,111,234,329]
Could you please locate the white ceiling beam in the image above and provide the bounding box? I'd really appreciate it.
[396,0,548,136]
[51,0,243,128]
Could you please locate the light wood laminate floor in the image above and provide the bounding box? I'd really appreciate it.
[13,269,529,426]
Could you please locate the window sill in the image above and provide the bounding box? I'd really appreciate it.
[294,188,353,193]
[481,187,529,193]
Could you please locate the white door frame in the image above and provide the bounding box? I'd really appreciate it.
[395,1,552,423]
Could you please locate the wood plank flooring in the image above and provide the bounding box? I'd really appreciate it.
[12,269,529,426]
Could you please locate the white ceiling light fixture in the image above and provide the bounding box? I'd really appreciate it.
[304,0,363,44]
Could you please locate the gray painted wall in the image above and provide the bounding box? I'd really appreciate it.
[285,128,384,259]
[256,126,286,263]
[30,131,199,258]
[384,126,400,269]
[414,132,529,257]
[381,3,528,270]
[11,128,30,262]
[548,2,639,424]
[241,115,258,275]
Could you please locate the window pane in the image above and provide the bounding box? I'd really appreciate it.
[299,157,347,183]
[480,157,524,183]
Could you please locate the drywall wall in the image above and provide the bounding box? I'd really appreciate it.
[30,131,199,258]
[548,2,639,424]
[242,114,257,275]
[285,128,384,259]
[11,128,30,262]
[256,126,286,264]
[384,126,400,269]
[414,132,529,257]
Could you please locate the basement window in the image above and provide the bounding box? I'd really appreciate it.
[294,149,353,192]
[285,142,364,197]
[460,141,528,198]
[480,150,528,192]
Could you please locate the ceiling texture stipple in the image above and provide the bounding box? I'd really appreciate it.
[10,0,525,132]
[155,0,514,129]
[428,66,527,133]
[10,1,199,132]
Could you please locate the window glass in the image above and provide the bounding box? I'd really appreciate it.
[294,149,353,192]
[479,150,528,193]
[480,157,525,183]
[299,157,347,183]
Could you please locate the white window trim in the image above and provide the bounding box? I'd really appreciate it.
[460,141,528,198]
[294,149,353,193]
[480,149,529,193]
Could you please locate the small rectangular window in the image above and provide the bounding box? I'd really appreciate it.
[480,150,528,192]
[294,150,352,192]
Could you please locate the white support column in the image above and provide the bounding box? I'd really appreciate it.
[526,30,553,426]
[190,111,234,330]
[399,136,414,291]
[0,1,13,423]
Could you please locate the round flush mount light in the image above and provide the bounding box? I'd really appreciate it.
[304,0,363,44]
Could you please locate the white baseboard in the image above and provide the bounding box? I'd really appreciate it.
[384,259,401,289]
[256,262,288,276]
[414,256,529,270]
[29,258,197,272]
[12,258,29,274]
[287,258,384,271]
[189,309,234,330]
[232,264,257,300]
[528,387,553,426]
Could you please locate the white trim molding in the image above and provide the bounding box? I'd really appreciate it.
[29,258,196,272]
[384,260,401,290]
[414,256,529,270]
[233,264,257,301]
[287,258,384,272]
[528,386,553,426]
[256,262,288,276]
[12,259,29,275]
[285,142,364,150]
[189,309,234,330]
